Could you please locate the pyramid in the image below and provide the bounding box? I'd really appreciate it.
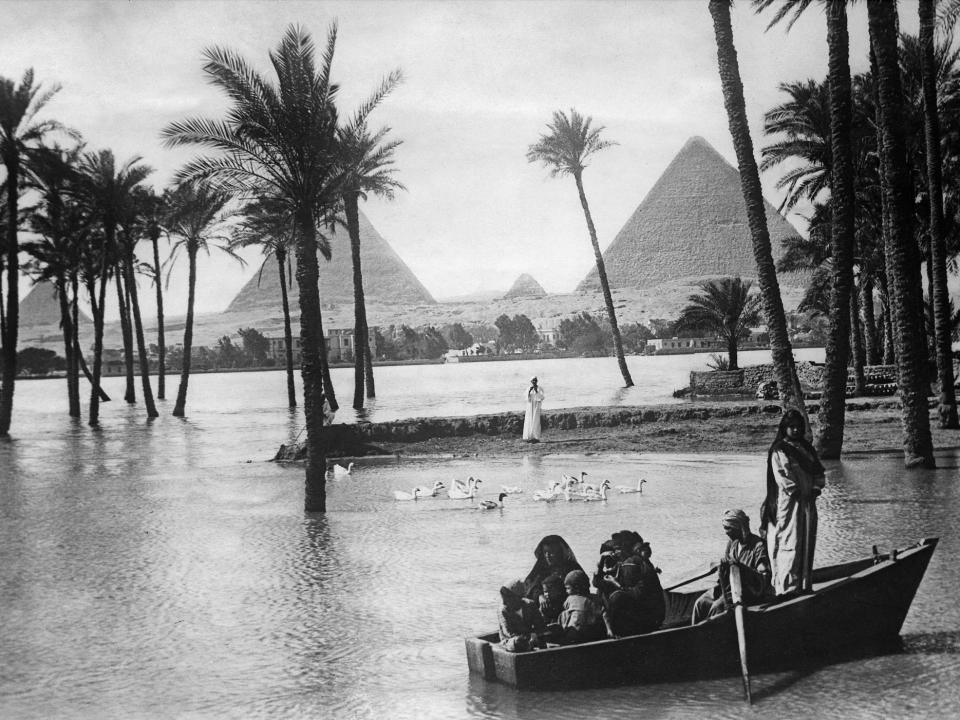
[226,209,435,313]
[578,136,801,291]
[19,279,91,327]
[503,273,547,299]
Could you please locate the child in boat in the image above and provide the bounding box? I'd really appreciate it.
[498,579,547,652]
[539,573,566,623]
[595,531,666,636]
[558,569,611,643]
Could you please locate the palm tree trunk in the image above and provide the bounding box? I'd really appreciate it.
[115,265,136,403]
[345,192,369,409]
[849,281,866,395]
[57,277,80,417]
[709,0,806,423]
[861,277,879,366]
[173,243,197,417]
[727,334,739,371]
[277,248,296,408]
[868,0,935,468]
[125,254,158,418]
[573,171,633,387]
[0,157,20,437]
[89,270,110,425]
[920,0,958,428]
[364,334,376,398]
[816,0,856,458]
[70,273,83,411]
[295,210,328,513]
[150,230,166,400]
[317,308,337,412]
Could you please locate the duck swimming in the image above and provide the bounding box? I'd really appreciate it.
[414,480,447,497]
[393,487,422,501]
[479,493,508,510]
[332,462,354,478]
[616,478,647,494]
[448,477,482,500]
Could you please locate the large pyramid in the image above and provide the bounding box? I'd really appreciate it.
[503,273,547,299]
[20,279,91,327]
[578,136,801,291]
[226,209,435,313]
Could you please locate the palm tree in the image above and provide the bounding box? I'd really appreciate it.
[76,149,153,425]
[527,109,633,388]
[919,0,959,429]
[163,23,387,512]
[0,68,69,436]
[133,186,169,400]
[22,145,88,417]
[675,277,760,370]
[867,0,935,468]
[229,197,322,409]
[164,179,239,417]
[752,0,858,458]
[708,0,807,424]
[338,88,404,409]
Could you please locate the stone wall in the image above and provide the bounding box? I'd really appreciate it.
[688,369,746,395]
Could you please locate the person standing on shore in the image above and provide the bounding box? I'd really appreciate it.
[761,409,826,595]
[523,376,545,442]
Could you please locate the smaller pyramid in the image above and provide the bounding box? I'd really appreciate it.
[503,274,547,299]
[19,279,91,327]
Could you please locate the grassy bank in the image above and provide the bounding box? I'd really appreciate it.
[311,398,960,461]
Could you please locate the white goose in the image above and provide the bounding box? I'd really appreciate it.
[532,480,562,502]
[332,462,355,478]
[448,477,482,500]
[581,479,611,501]
[393,487,422,501]
[501,485,523,495]
[560,471,588,490]
[414,480,447,497]
[479,493,508,510]
[616,478,647,494]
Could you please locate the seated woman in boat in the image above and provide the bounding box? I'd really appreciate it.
[523,535,584,609]
[691,509,772,624]
[594,531,666,636]
[558,570,610,643]
[498,579,547,652]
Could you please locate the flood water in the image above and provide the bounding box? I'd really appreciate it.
[3,352,959,719]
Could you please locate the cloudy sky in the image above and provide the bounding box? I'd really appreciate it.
[2,1,919,318]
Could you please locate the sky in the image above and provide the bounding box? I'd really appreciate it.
[1,0,921,319]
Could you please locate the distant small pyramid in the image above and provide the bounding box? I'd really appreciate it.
[226,209,435,312]
[503,273,547,299]
[19,279,91,327]
[578,136,801,291]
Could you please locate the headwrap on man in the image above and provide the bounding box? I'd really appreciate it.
[722,509,750,537]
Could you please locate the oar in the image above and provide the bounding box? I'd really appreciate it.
[728,563,752,704]
[663,562,719,592]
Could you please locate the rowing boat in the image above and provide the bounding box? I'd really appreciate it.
[465,537,937,689]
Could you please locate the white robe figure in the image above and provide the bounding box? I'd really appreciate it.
[523,381,545,442]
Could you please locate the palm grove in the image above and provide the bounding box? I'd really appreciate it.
[1,25,401,511]
[3,6,960,506]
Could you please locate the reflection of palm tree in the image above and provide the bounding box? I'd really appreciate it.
[0,68,70,436]
[708,0,806,421]
[163,23,388,512]
[165,180,240,418]
[867,1,935,468]
[338,88,404,409]
[676,278,760,371]
[527,109,633,388]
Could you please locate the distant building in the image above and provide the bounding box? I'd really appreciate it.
[533,317,562,347]
[266,327,378,364]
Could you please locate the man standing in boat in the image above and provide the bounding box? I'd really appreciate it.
[691,509,772,624]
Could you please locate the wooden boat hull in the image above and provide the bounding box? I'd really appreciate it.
[466,538,937,689]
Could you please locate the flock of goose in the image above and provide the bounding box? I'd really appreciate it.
[329,461,647,508]
[390,471,647,508]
